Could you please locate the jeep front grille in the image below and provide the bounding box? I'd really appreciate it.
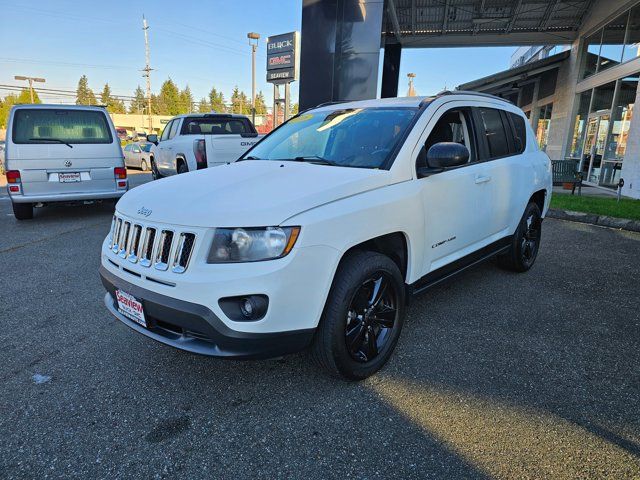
[109,216,195,273]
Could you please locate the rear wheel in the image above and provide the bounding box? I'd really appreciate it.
[12,202,33,220]
[498,202,542,272]
[177,161,188,174]
[311,250,405,380]
[140,159,148,171]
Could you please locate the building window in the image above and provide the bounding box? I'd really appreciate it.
[536,104,553,151]
[582,30,602,78]
[605,73,638,161]
[622,5,640,63]
[598,13,628,73]
[591,81,616,112]
[569,91,592,158]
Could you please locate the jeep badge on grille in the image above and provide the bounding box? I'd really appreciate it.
[137,207,152,217]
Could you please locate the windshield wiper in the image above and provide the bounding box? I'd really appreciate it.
[292,156,338,166]
[29,137,73,148]
[238,155,261,161]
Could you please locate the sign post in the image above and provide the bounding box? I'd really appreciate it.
[266,31,299,128]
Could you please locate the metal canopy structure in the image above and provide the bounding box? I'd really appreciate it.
[384,0,595,46]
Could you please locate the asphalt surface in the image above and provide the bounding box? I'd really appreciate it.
[1,173,639,479]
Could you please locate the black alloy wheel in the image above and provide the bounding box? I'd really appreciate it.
[311,250,406,380]
[498,201,543,272]
[345,273,399,363]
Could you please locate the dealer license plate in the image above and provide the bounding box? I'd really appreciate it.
[59,172,81,183]
[115,289,147,327]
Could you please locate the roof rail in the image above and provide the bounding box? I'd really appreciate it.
[436,89,514,104]
[314,100,347,108]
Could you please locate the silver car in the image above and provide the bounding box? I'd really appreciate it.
[123,142,154,171]
[4,104,128,220]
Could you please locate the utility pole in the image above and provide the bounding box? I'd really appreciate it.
[142,16,153,133]
[247,32,260,125]
[14,75,45,103]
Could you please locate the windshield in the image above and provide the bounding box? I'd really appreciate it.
[12,109,113,144]
[243,107,417,169]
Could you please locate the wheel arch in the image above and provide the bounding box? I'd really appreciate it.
[529,189,547,215]
[338,232,410,283]
[175,154,187,171]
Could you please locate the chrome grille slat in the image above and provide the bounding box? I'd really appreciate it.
[110,215,195,273]
[171,233,196,274]
[127,224,143,263]
[118,221,131,258]
[139,227,156,267]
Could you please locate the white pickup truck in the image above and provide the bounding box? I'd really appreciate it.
[147,113,262,179]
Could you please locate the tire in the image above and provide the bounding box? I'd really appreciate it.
[498,202,542,272]
[140,160,148,172]
[151,159,163,180]
[311,250,406,380]
[177,162,188,174]
[12,202,33,220]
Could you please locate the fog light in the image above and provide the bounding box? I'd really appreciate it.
[219,294,268,321]
[240,297,254,318]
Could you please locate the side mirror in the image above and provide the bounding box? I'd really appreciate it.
[427,142,469,168]
[146,134,158,145]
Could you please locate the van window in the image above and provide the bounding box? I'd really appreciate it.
[12,109,113,144]
[478,108,510,159]
[180,117,250,135]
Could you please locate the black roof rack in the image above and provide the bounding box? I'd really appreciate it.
[436,89,514,104]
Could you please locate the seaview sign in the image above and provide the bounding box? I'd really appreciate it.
[266,31,299,84]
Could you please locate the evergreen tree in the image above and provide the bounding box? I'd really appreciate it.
[157,78,180,115]
[197,97,210,113]
[0,90,41,128]
[208,87,225,113]
[255,91,267,115]
[129,85,147,114]
[179,85,194,114]
[99,83,126,113]
[230,86,251,115]
[76,75,96,105]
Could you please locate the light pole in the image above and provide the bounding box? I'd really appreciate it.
[14,75,45,103]
[407,73,416,97]
[247,32,260,125]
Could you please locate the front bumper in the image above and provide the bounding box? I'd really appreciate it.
[100,265,315,359]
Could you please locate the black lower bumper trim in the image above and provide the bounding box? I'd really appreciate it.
[99,265,314,359]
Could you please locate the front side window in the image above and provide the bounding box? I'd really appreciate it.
[169,120,180,139]
[478,108,510,159]
[180,118,250,135]
[242,108,418,169]
[12,109,113,144]
[423,108,475,164]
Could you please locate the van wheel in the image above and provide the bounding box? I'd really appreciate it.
[140,160,148,171]
[311,250,405,380]
[498,202,542,272]
[12,202,33,220]
[177,162,188,174]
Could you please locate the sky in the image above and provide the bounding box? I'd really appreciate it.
[0,0,516,109]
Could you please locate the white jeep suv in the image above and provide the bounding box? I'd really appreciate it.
[100,92,552,380]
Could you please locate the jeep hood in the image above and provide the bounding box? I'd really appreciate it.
[116,160,392,227]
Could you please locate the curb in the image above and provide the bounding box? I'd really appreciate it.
[547,208,640,233]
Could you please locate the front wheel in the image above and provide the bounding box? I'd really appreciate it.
[140,159,148,171]
[151,159,162,180]
[311,250,405,380]
[12,202,33,220]
[498,202,542,272]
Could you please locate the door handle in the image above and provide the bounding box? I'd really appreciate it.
[475,175,491,184]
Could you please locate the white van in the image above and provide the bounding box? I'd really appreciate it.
[5,105,128,220]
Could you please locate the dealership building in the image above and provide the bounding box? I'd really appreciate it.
[299,0,640,198]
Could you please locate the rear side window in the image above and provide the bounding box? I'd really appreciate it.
[12,109,113,144]
[180,117,250,135]
[509,112,527,154]
[478,108,509,159]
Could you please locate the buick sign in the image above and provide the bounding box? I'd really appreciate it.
[266,31,299,84]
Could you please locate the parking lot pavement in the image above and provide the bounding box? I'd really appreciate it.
[1,189,639,478]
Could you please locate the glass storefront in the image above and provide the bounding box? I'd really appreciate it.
[570,75,638,188]
[536,104,553,151]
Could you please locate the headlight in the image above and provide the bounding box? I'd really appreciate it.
[207,226,300,263]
